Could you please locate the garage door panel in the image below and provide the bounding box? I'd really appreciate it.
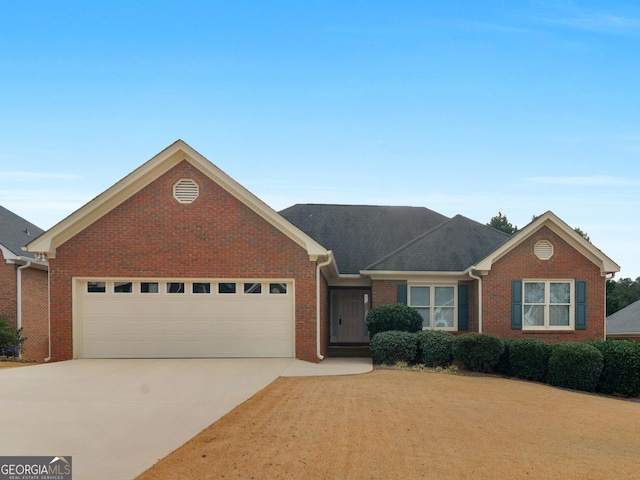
[80,280,294,358]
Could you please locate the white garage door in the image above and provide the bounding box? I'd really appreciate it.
[77,279,294,358]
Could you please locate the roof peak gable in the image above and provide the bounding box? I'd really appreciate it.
[26,141,328,260]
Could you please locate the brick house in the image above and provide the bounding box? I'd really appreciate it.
[0,206,49,362]
[26,141,620,362]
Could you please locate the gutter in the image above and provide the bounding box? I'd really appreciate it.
[467,268,483,333]
[16,262,31,358]
[316,252,333,361]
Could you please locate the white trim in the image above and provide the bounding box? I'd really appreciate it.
[26,140,328,261]
[475,211,619,275]
[521,279,575,331]
[407,282,458,331]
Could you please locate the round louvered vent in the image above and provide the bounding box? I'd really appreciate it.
[173,179,199,204]
[534,240,554,260]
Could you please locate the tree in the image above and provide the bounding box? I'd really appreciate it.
[488,212,517,234]
[606,277,640,316]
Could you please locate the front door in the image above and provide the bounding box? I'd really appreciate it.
[332,290,370,343]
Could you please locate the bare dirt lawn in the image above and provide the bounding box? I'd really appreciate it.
[137,369,640,480]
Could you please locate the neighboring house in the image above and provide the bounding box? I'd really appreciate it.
[25,140,620,363]
[606,300,640,342]
[0,206,49,362]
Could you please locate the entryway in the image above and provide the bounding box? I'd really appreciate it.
[330,289,371,345]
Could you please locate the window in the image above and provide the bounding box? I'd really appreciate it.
[523,280,573,329]
[269,283,287,294]
[141,282,159,294]
[193,282,211,294]
[167,282,185,294]
[244,283,262,294]
[114,282,133,293]
[409,285,456,330]
[87,282,106,293]
[218,283,236,294]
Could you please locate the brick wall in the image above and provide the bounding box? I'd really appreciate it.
[482,226,605,342]
[20,268,49,362]
[49,160,321,362]
[0,261,17,326]
[371,280,399,308]
[0,258,49,362]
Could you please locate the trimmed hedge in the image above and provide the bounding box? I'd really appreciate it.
[366,304,423,338]
[495,338,514,376]
[509,338,551,382]
[415,330,454,367]
[547,342,603,393]
[590,340,640,397]
[370,330,418,365]
[452,333,504,373]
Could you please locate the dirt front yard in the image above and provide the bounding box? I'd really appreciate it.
[137,369,640,480]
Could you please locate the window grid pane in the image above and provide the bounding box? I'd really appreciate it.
[410,286,430,307]
[141,282,159,294]
[193,283,211,294]
[434,287,454,307]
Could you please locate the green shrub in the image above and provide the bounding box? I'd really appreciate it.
[452,333,504,373]
[547,342,603,393]
[366,304,423,338]
[0,317,26,357]
[509,338,551,382]
[495,338,514,376]
[415,330,454,367]
[590,340,640,397]
[370,330,418,365]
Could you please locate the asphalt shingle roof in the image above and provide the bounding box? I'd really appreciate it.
[0,205,45,259]
[366,214,512,272]
[279,204,449,274]
[606,300,640,335]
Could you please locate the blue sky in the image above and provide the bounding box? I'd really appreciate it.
[1,1,639,278]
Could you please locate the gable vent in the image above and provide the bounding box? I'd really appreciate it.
[534,240,554,260]
[173,179,199,204]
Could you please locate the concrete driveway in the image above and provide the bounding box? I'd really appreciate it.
[0,358,295,480]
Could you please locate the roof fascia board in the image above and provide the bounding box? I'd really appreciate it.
[26,140,328,260]
[474,211,620,275]
[2,245,48,269]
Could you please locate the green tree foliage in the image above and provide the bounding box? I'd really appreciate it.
[607,277,640,316]
[487,212,517,234]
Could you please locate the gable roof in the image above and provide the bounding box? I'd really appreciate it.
[364,215,511,273]
[0,205,45,260]
[607,300,640,336]
[279,204,449,274]
[473,211,620,275]
[26,140,328,261]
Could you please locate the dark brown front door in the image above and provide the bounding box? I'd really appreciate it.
[333,290,370,343]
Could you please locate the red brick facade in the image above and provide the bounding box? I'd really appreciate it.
[482,226,605,342]
[0,262,17,326]
[368,227,605,343]
[0,259,49,362]
[19,268,49,362]
[48,160,324,362]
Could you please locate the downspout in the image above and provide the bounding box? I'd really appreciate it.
[16,262,31,359]
[604,272,616,340]
[468,268,482,334]
[316,253,333,361]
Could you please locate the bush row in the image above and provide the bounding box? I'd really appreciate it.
[370,331,640,396]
